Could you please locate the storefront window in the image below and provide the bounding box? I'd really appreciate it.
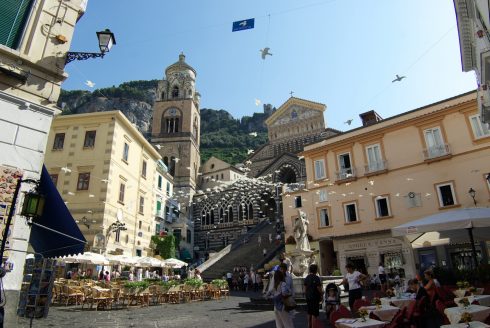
[449,247,482,270]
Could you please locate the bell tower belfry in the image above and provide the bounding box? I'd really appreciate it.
[151,53,201,199]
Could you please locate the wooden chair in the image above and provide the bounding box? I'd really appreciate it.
[168,286,181,304]
[81,286,94,309]
[352,299,371,314]
[91,287,113,310]
[63,285,84,306]
[435,300,450,325]
[220,285,230,299]
[330,305,352,327]
[111,288,120,307]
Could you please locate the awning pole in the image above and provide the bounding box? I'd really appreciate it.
[467,228,479,269]
[30,222,87,244]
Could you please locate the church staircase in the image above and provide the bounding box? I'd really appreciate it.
[201,220,283,281]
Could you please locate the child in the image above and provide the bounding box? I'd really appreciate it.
[325,286,339,318]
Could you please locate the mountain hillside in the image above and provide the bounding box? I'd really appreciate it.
[58,80,274,164]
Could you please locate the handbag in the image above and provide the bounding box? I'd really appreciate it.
[283,295,297,312]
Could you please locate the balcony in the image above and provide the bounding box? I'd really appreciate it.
[335,167,356,184]
[364,160,388,176]
[155,210,164,220]
[423,144,451,162]
[284,183,305,193]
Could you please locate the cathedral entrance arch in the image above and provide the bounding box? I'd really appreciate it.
[277,166,297,184]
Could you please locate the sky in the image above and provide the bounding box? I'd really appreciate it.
[62,0,477,131]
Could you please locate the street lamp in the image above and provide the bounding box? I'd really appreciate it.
[468,187,477,206]
[65,29,116,64]
[1,179,44,268]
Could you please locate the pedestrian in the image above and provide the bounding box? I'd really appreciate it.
[244,272,249,291]
[267,270,294,328]
[98,270,104,281]
[280,263,294,297]
[378,262,387,292]
[258,234,262,246]
[269,233,273,244]
[304,264,322,328]
[129,271,134,281]
[339,263,367,314]
[104,270,111,282]
[195,269,202,280]
[226,271,233,289]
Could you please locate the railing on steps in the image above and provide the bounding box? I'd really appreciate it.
[256,244,285,270]
[196,244,231,274]
[198,219,272,274]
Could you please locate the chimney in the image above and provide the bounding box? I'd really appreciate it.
[359,110,382,127]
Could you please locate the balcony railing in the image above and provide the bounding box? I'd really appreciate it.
[423,144,451,160]
[335,167,356,182]
[364,160,387,175]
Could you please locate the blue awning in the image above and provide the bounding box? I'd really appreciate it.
[29,166,86,258]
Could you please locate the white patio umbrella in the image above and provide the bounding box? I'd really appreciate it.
[162,258,187,268]
[107,255,139,266]
[135,256,164,267]
[392,207,490,268]
[62,252,109,265]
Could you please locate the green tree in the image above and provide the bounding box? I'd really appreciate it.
[151,235,176,259]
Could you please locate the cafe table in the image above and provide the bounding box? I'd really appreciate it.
[455,295,490,307]
[380,294,415,308]
[335,318,386,328]
[359,304,400,322]
[444,305,490,324]
[440,321,490,328]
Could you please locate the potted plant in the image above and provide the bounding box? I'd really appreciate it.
[458,297,470,309]
[358,309,368,322]
[372,297,382,309]
[459,312,472,325]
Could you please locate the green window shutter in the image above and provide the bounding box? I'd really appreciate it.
[0,0,34,49]
[156,201,161,211]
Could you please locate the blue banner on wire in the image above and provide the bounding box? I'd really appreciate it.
[232,18,255,32]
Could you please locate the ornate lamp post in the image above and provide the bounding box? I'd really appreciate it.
[65,29,116,64]
[0,179,44,269]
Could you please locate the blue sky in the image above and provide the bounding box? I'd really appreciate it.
[63,0,476,131]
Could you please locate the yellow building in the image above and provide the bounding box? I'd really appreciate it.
[44,111,161,256]
[282,91,490,278]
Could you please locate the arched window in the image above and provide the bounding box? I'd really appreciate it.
[219,207,224,223]
[172,86,179,98]
[169,156,176,176]
[161,91,165,100]
[187,89,192,97]
[248,203,254,220]
[205,212,210,225]
[201,210,206,225]
[238,204,244,221]
[210,210,215,225]
[163,157,168,167]
[228,206,234,222]
[193,117,199,139]
[165,117,179,133]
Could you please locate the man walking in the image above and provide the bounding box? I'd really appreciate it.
[304,264,323,328]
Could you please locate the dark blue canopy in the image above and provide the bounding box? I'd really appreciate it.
[29,166,86,258]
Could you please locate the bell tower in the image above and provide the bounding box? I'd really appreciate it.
[151,52,201,201]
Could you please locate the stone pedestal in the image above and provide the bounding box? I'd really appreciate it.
[288,249,316,277]
[292,277,305,299]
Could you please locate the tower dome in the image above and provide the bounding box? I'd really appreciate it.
[159,52,197,101]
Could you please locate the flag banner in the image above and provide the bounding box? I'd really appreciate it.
[232,18,254,32]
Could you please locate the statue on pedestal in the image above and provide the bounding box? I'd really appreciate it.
[288,210,316,278]
[293,210,310,251]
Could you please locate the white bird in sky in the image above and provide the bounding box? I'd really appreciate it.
[173,157,180,163]
[68,191,75,196]
[344,119,353,125]
[239,20,248,27]
[155,144,162,150]
[247,149,254,155]
[85,80,96,88]
[61,167,71,173]
[101,179,109,183]
[298,155,304,160]
[254,99,261,106]
[260,47,272,60]
[392,74,406,83]
[249,132,257,137]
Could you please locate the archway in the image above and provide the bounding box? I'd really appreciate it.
[276,166,297,184]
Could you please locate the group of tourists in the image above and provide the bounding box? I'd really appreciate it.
[227,265,263,291]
